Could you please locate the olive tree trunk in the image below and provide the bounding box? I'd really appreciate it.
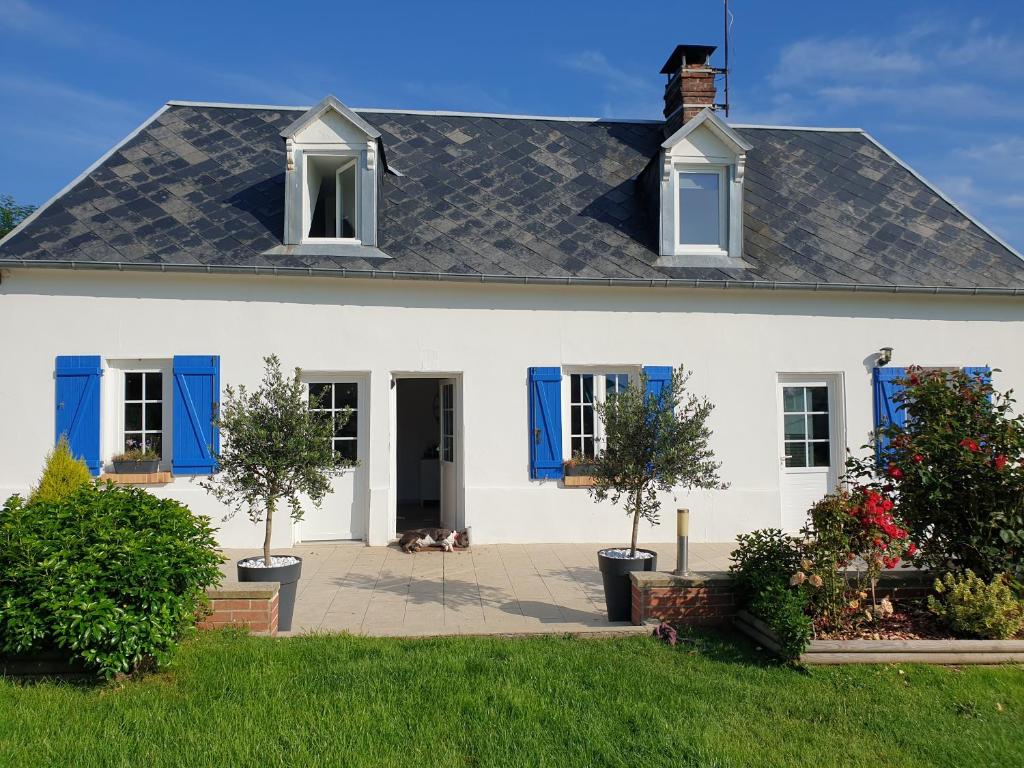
[263,497,275,567]
[629,488,641,558]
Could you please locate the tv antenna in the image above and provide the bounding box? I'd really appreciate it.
[722,0,733,116]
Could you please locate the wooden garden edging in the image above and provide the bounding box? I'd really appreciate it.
[734,610,1024,665]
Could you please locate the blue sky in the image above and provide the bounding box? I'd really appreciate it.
[2,0,1023,251]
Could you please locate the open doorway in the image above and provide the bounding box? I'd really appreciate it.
[396,378,442,532]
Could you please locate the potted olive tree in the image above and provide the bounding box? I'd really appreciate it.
[589,366,723,621]
[202,355,352,631]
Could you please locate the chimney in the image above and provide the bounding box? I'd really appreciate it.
[661,44,719,137]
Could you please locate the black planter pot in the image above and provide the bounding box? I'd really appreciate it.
[597,548,658,622]
[236,556,303,632]
[112,459,160,474]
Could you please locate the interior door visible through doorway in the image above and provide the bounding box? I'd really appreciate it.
[778,376,842,533]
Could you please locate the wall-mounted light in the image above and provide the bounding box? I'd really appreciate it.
[877,347,893,367]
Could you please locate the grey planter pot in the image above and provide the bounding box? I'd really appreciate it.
[112,459,160,474]
[597,548,658,621]
[236,556,303,632]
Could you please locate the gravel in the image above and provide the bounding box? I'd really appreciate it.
[238,556,300,568]
[601,548,655,559]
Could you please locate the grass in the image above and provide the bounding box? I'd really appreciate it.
[1,629,1022,768]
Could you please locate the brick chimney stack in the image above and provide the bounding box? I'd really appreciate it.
[661,44,719,137]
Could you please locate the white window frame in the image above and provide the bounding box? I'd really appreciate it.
[305,379,360,464]
[674,164,729,256]
[105,359,173,471]
[562,367,637,460]
[301,151,362,245]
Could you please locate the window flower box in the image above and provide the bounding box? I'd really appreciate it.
[563,459,598,487]
[111,450,161,475]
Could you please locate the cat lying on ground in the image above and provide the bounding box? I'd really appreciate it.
[398,527,469,553]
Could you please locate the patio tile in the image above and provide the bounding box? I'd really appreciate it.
[230,541,734,637]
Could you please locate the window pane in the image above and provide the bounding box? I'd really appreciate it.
[125,372,143,401]
[809,413,829,440]
[811,442,830,467]
[334,383,357,409]
[678,172,721,246]
[784,414,806,440]
[783,386,806,413]
[570,374,580,401]
[145,402,162,431]
[583,437,595,458]
[338,163,357,238]
[124,433,143,452]
[571,405,581,434]
[144,372,162,399]
[571,436,583,456]
[583,406,594,435]
[808,387,828,412]
[335,439,357,462]
[125,403,142,431]
[442,436,453,463]
[335,412,356,438]
[146,433,163,457]
[581,375,593,404]
[309,383,331,408]
[785,441,807,467]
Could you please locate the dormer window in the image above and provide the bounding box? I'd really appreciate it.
[279,95,383,249]
[657,108,752,268]
[306,154,360,240]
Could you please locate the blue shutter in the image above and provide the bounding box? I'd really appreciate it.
[643,366,673,409]
[55,356,103,476]
[172,355,220,475]
[528,367,563,479]
[964,366,992,401]
[872,367,906,465]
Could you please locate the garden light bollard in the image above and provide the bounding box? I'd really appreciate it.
[675,508,689,575]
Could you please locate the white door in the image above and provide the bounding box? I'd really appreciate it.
[778,378,840,533]
[439,379,458,530]
[299,378,367,541]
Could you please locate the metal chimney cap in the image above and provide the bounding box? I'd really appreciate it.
[660,44,718,74]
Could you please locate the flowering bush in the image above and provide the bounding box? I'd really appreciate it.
[798,490,916,630]
[847,366,1024,583]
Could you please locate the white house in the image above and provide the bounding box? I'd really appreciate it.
[2,44,1023,550]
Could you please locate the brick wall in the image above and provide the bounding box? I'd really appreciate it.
[631,572,735,626]
[631,570,934,627]
[198,585,280,636]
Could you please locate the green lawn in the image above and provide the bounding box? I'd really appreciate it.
[1,630,1022,768]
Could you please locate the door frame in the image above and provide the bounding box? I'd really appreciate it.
[387,372,464,541]
[776,372,847,526]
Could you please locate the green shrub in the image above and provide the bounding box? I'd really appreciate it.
[729,528,801,605]
[750,582,813,662]
[0,484,223,677]
[28,437,92,505]
[928,570,1024,640]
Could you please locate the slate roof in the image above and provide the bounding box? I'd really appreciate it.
[3,102,1023,292]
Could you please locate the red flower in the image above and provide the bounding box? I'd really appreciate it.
[995,454,1007,471]
[912,454,924,463]
[887,464,903,479]
[907,542,918,557]
[959,438,980,452]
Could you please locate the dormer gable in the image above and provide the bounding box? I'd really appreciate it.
[282,95,381,247]
[656,107,751,268]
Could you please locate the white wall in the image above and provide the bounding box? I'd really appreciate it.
[2,267,1022,549]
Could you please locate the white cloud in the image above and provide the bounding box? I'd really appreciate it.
[771,37,924,88]
[560,50,661,118]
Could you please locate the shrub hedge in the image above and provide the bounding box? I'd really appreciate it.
[0,483,222,677]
